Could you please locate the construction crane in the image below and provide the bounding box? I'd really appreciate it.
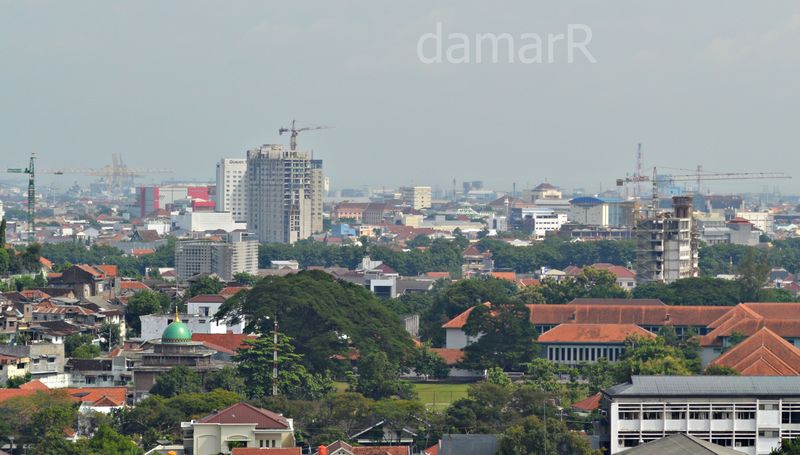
[6,153,37,243]
[616,166,791,212]
[278,120,333,151]
[43,153,171,189]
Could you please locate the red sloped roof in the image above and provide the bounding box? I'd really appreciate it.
[489,271,516,282]
[131,249,156,256]
[192,333,257,352]
[95,265,118,278]
[120,281,151,291]
[20,379,49,390]
[443,303,730,329]
[538,323,655,343]
[67,387,126,406]
[233,449,301,455]
[425,272,451,279]
[188,294,226,303]
[220,286,249,297]
[430,348,465,365]
[710,327,800,376]
[572,392,602,411]
[352,448,409,455]
[424,444,439,455]
[198,402,290,429]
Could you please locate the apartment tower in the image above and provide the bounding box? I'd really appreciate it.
[215,158,248,222]
[247,144,323,244]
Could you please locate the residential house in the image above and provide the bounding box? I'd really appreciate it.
[349,420,416,446]
[182,402,295,455]
[316,441,410,455]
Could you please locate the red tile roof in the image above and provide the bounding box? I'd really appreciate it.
[430,348,465,365]
[424,444,438,455]
[220,286,249,297]
[443,303,729,329]
[537,323,655,344]
[352,447,409,455]
[188,294,226,304]
[572,392,602,411]
[709,327,800,376]
[701,303,800,347]
[425,272,451,279]
[20,290,51,300]
[75,264,104,278]
[95,265,118,278]
[489,271,516,282]
[192,333,257,352]
[198,402,290,429]
[131,248,156,256]
[66,387,127,406]
[119,281,151,291]
[39,257,54,269]
[233,449,301,455]
[19,379,49,390]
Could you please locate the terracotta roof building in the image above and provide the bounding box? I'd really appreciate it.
[184,402,295,455]
[708,327,800,376]
[538,323,656,365]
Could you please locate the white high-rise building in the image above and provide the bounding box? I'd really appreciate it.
[215,158,248,223]
[400,186,432,210]
[247,144,323,244]
[174,231,258,280]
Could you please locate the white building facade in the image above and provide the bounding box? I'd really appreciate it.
[604,375,800,455]
[215,158,248,223]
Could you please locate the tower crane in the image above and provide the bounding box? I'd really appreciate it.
[42,153,171,189]
[278,120,333,151]
[616,167,791,213]
[5,153,36,243]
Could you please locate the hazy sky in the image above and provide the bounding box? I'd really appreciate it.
[1,1,799,194]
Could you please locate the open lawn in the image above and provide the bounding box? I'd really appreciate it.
[414,382,470,410]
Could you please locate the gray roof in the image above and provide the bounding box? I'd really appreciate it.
[439,434,499,455]
[606,375,800,398]
[617,433,745,455]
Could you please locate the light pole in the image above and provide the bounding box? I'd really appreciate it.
[273,317,278,396]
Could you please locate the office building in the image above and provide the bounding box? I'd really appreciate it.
[215,158,248,223]
[604,375,800,454]
[400,186,432,210]
[174,231,258,280]
[246,144,323,244]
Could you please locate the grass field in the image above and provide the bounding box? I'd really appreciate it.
[414,382,470,410]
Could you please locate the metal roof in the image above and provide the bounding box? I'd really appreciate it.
[606,375,800,398]
[617,433,746,455]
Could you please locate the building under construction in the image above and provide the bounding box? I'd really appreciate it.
[635,196,699,284]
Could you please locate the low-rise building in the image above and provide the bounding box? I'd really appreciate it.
[182,402,295,455]
[538,323,655,365]
[603,375,800,454]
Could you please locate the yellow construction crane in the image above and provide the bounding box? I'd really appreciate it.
[617,167,791,212]
[42,153,171,189]
[279,120,333,151]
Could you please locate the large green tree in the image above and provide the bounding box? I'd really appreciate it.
[461,302,538,371]
[217,270,414,373]
[149,365,203,398]
[125,290,171,335]
[499,416,601,455]
[234,334,333,400]
[349,350,415,400]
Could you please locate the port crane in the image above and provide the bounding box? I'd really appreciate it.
[279,120,333,151]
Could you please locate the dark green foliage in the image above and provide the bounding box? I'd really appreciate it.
[204,366,246,395]
[41,238,175,276]
[233,271,259,286]
[461,302,538,371]
[539,267,629,304]
[477,238,635,273]
[349,350,415,400]
[633,277,742,305]
[5,372,32,388]
[421,277,518,346]
[499,415,602,455]
[99,322,122,351]
[72,344,101,359]
[772,437,800,454]
[125,290,171,335]
[65,333,95,357]
[112,389,241,448]
[217,270,415,374]
[234,334,334,400]
[413,346,451,380]
[188,274,223,297]
[150,365,203,397]
[704,364,740,375]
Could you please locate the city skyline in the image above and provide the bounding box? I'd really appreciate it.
[1,2,799,192]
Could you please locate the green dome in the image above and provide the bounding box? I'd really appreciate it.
[162,319,192,343]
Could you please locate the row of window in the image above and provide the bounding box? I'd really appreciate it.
[619,410,756,420]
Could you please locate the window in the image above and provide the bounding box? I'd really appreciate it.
[782,412,800,424]
[711,438,732,447]
[619,411,639,420]
[33,359,40,365]
[759,430,779,438]
[736,411,755,420]
[668,411,686,420]
[712,411,732,420]
[689,411,709,420]
[735,439,755,447]
[642,411,661,420]
[760,403,780,411]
